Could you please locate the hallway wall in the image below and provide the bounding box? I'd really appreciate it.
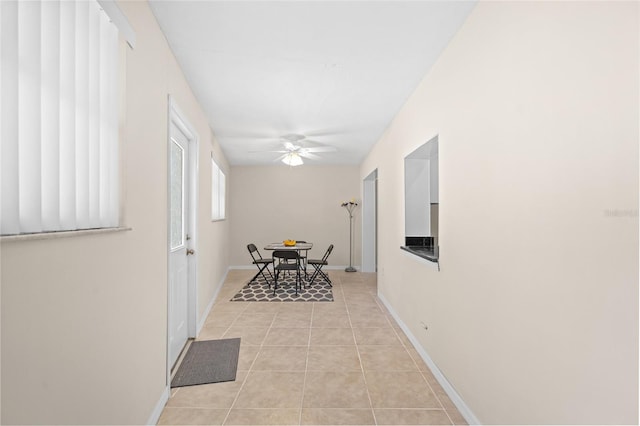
[0,1,230,424]
[228,165,361,269]
[361,1,638,424]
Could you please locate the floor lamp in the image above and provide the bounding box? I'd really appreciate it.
[341,200,358,272]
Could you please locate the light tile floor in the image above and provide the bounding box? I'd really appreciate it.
[158,270,467,426]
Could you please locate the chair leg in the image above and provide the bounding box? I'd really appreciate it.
[309,264,332,287]
[309,264,321,285]
[299,259,305,290]
[250,263,273,288]
[300,256,308,280]
[273,269,280,295]
[308,266,318,285]
[319,269,332,286]
[262,264,274,287]
[249,266,263,284]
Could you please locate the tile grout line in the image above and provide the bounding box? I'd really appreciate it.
[218,282,252,426]
[163,272,453,425]
[298,301,315,425]
[161,273,252,423]
[170,280,251,409]
[343,274,379,426]
[219,296,279,426]
[374,296,456,426]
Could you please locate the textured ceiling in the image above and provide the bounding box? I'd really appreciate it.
[149,1,476,166]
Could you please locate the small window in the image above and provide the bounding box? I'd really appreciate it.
[211,157,226,221]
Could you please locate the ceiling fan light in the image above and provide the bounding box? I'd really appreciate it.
[282,152,303,166]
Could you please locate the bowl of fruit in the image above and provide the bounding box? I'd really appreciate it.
[283,239,296,247]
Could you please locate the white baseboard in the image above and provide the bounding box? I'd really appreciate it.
[147,386,169,425]
[325,265,357,270]
[197,267,229,335]
[378,293,481,425]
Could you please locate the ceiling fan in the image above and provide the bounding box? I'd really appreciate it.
[262,134,337,166]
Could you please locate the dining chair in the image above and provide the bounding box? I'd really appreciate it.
[247,243,274,287]
[296,240,309,279]
[272,250,302,295]
[307,244,334,286]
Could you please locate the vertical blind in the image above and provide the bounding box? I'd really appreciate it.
[1,0,119,236]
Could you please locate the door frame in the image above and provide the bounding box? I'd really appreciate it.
[362,169,378,273]
[166,96,199,382]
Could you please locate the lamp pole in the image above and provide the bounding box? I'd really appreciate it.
[342,200,357,272]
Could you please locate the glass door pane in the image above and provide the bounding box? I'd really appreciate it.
[170,139,184,250]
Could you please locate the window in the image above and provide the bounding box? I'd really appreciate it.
[1,0,122,236]
[403,135,439,262]
[170,140,185,249]
[211,157,226,221]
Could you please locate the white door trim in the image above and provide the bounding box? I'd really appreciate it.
[362,169,378,273]
[166,96,199,382]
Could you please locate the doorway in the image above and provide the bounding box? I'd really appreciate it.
[362,169,378,273]
[167,98,198,373]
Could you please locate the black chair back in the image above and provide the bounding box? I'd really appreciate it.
[247,243,274,285]
[308,244,334,286]
[247,243,262,261]
[273,249,298,264]
[272,250,301,295]
[321,244,334,262]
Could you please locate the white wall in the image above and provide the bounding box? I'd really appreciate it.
[361,1,638,424]
[229,165,360,269]
[430,154,438,203]
[0,1,230,424]
[405,158,431,236]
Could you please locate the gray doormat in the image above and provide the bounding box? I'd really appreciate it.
[171,338,240,388]
[230,275,333,302]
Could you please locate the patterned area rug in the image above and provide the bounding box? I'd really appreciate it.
[231,275,333,302]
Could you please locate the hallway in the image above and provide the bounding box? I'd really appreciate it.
[158,270,466,425]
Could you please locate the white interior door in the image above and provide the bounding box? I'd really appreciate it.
[168,122,190,368]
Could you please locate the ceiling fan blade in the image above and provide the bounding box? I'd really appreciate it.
[221,133,281,141]
[299,152,322,160]
[274,154,288,162]
[298,138,325,148]
[248,150,288,153]
[283,142,298,151]
[282,133,306,143]
[304,146,337,153]
[305,128,346,138]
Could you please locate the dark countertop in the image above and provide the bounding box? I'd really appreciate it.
[400,245,438,263]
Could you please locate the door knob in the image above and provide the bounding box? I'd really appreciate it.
[186,249,195,255]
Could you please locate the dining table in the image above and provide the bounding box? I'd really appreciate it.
[264,242,313,280]
[264,242,313,251]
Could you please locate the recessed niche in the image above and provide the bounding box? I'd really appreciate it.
[403,135,438,262]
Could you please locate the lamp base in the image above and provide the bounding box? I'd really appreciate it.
[345,266,357,273]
